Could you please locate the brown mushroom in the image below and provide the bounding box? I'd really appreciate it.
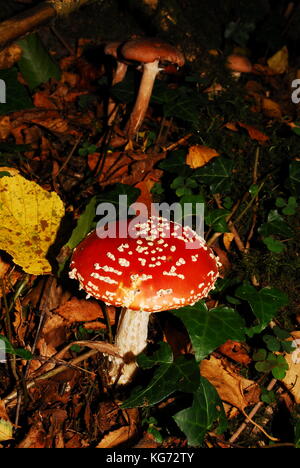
[120,38,185,139]
[226,54,253,79]
[104,41,128,125]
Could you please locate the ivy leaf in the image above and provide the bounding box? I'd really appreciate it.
[122,354,200,408]
[259,210,294,238]
[262,236,285,253]
[205,209,230,233]
[159,150,189,174]
[195,157,234,194]
[173,302,245,361]
[17,33,61,90]
[137,342,173,369]
[173,378,227,447]
[289,160,300,196]
[0,68,32,115]
[235,284,288,337]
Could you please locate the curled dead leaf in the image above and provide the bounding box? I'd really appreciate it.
[186,145,219,169]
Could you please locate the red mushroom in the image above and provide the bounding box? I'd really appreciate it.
[120,38,185,139]
[69,216,220,385]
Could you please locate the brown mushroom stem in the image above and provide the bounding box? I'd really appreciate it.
[125,60,160,139]
[108,308,150,385]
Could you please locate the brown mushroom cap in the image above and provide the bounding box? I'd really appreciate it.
[70,216,220,312]
[104,41,122,59]
[226,54,252,73]
[121,38,185,67]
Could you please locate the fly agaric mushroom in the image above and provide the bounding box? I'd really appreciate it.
[69,216,220,385]
[104,41,129,125]
[120,38,185,139]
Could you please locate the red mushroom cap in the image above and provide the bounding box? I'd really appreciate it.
[121,38,185,67]
[70,217,220,312]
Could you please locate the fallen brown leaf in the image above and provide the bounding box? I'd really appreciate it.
[218,340,251,365]
[201,355,260,410]
[55,297,105,323]
[262,98,282,119]
[96,408,139,448]
[281,331,300,404]
[237,122,269,143]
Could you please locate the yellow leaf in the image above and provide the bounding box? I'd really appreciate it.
[186,145,219,169]
[262,98,282,119]
[223,232,235,251]
[267,46,288,74]
[0,174,65,275]
[0,419,13,442]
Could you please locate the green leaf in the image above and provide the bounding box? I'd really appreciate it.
[271,354,289,379]
[173,302,245,361]
[66,196,98,251]
[273,326,291,340]
[137,342,173,369]
[263,335,281,352]
[249,184,259,196]
[173,378,227,447]
[275,197,286,208]
[195,157,234,194]
[122,355,200,408]
[289,160,300,196]
[110,71,135,104]
[0,68,32,115]
[97,183,140,212]
[259,210,294,238]
[159,150,189,174]
[262,236,285,253]
[235,284,288,337]
[205,209,230,233]
[17,33,61,90]
[0,336,32,360]
[282,197,297,216]
[260,388,276,404]
[253,348,267,361]
[295,418,300,448]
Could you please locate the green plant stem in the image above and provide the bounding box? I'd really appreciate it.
[233,181,265,225]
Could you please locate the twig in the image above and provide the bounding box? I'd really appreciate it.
[50,26,75,56]
[4,349,99,406]
[229,378,277,443]
[56,135,82,177]
[162,133,192,152]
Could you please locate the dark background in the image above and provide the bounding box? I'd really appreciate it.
[1,0,300,63]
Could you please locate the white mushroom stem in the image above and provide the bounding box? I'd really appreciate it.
[108,62,128,126]
[108,308,150,385]
[125,60,161,139]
